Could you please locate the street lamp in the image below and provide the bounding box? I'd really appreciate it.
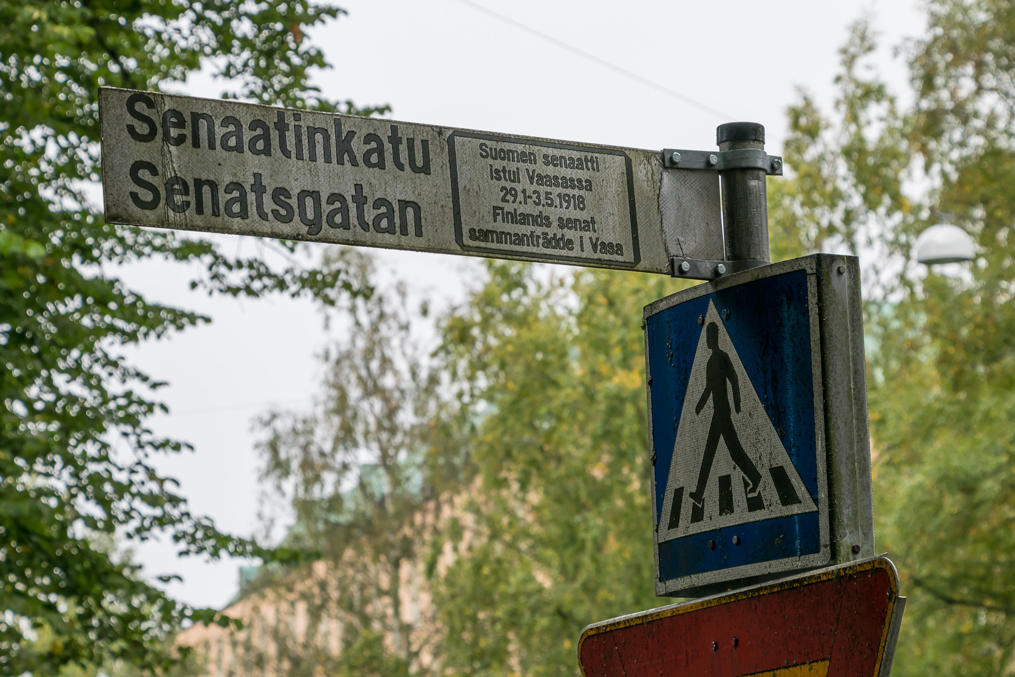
[914,223,976,265]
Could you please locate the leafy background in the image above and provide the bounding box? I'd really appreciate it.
[2,0,1012,674]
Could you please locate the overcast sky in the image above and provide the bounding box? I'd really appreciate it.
[122,0,925,610]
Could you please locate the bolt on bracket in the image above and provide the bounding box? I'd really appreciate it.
[670,257,770,280]
[663,148,783,175]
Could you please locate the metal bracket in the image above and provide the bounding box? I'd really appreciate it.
[670,257,769,280]
[662,148,783,175]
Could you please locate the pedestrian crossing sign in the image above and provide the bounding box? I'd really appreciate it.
[644,255,874,596]
[656,300,818,544]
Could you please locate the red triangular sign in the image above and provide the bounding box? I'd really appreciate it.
[578,557,904,677]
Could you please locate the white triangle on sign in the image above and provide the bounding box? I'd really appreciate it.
[657,301,817,542]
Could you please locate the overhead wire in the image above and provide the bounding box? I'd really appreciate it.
[453,0,735,120]
[169,397,312,417]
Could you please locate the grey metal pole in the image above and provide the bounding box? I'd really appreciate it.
[717,122,771,266]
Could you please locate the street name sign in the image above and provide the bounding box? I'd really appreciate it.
[100,88,723,273]
[578,556,905,677]
[643,254,874,596]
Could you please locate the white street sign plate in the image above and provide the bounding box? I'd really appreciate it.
[100,88,723,273]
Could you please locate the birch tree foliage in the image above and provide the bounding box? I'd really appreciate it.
[251,250,448,676]
[770,1,1015,672]
[428,262,686,675]
[0,0,383,672]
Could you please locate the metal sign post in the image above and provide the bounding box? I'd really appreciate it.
[662,122,781,279]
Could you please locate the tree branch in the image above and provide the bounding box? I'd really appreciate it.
[87,14,139,90]
[910,575,1015,615]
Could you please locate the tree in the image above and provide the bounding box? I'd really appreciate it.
[428,262,686,675]
[0,1,384,672]
[249,250,447,675]
[234,258,685,675]
[771,1,1015,672]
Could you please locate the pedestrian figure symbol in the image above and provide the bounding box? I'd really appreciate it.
[689,322,763,512]
[656,301,817,542]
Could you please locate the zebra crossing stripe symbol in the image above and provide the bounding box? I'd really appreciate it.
[657,301,817,542]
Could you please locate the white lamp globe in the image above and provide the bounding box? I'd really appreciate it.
[915,223,976,265]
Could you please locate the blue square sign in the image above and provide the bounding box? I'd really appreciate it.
[644,255,873,596]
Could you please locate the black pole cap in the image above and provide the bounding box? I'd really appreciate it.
[717,122,765,145]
